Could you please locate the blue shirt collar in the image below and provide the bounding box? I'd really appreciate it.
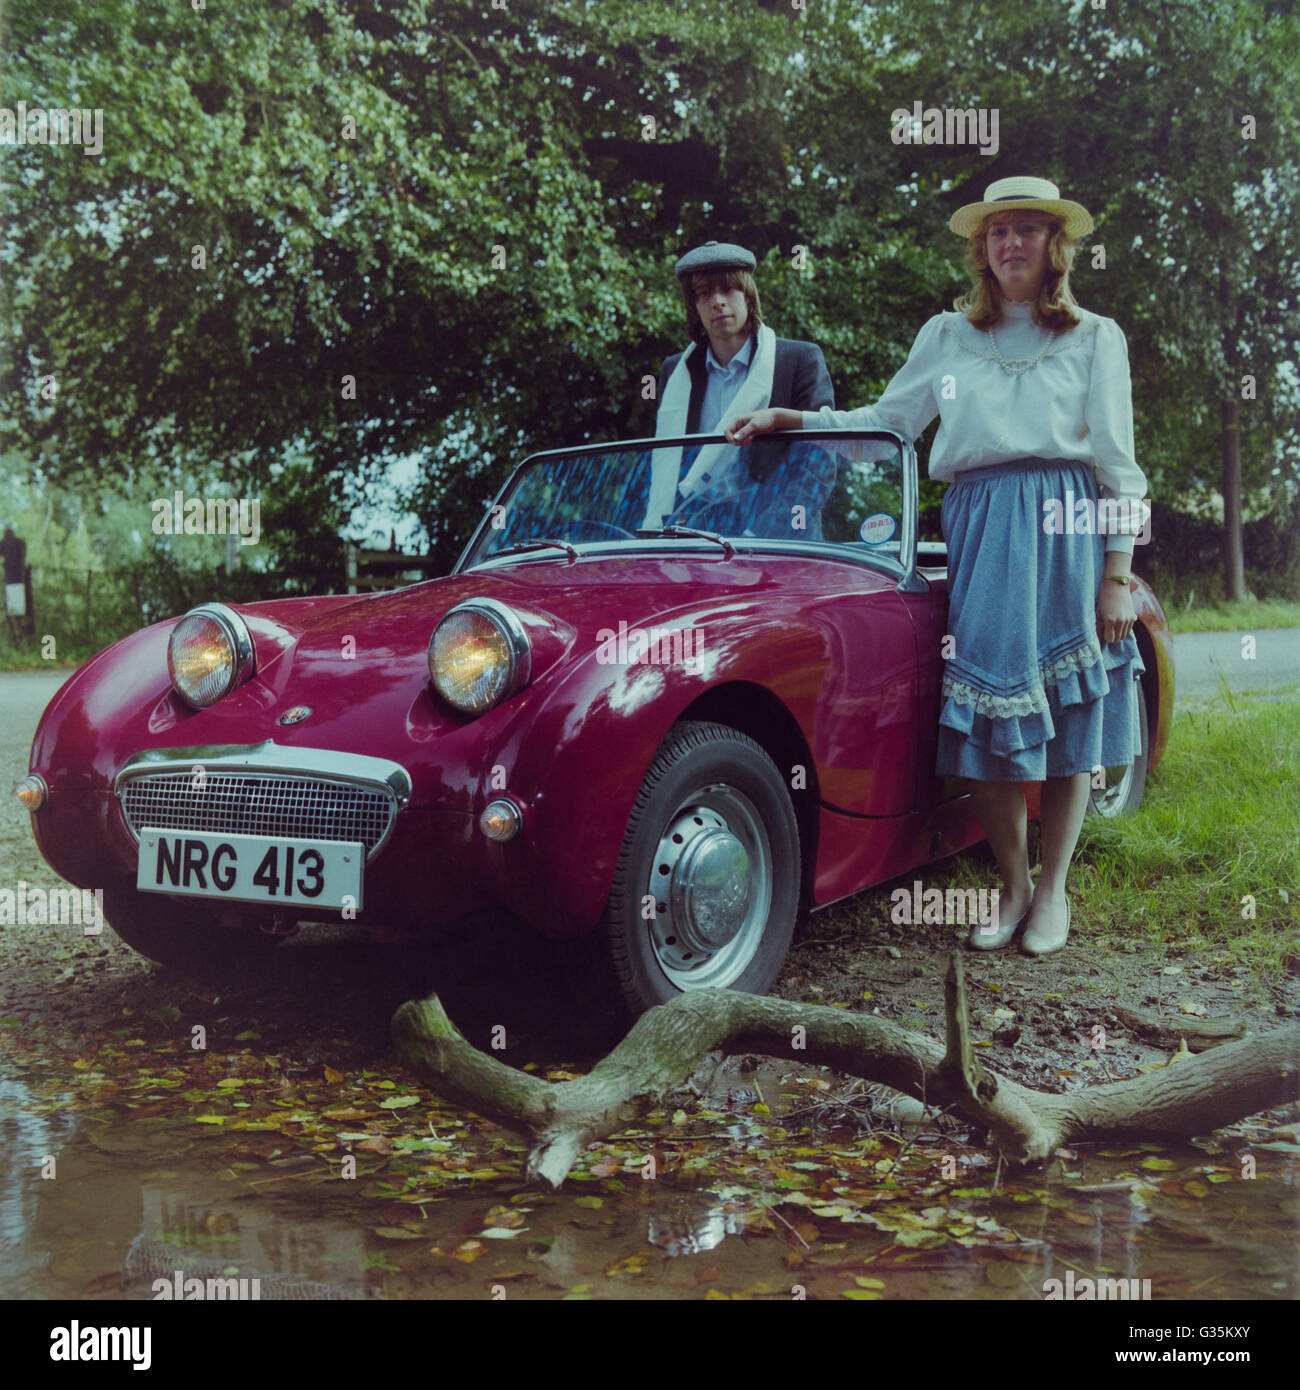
[705,334,755,374]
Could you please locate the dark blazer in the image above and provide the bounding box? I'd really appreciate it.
[656,335,835,432]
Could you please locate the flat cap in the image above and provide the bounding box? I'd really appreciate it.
[673,240,757,280]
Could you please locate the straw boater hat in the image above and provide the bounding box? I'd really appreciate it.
[948,176,1093,239]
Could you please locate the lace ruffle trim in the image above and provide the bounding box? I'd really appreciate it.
[941,642,1103,718]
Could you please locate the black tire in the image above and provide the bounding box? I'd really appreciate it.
[101,884,281,973]
[1086,674,1151,818]
[592,720,800,1022]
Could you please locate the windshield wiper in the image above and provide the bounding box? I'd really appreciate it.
[635,526,735,555]
[487,538,579,561]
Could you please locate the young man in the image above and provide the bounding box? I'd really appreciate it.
[644,241,834,532]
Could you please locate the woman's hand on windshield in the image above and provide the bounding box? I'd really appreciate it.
[727,407,799,444]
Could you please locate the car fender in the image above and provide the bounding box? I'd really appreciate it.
[481,596,833,939]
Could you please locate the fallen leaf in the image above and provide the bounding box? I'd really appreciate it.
[446,1240,487,1263]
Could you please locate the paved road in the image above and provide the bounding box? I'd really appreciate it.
[1171,627,1299,702]
[1,671,71,859]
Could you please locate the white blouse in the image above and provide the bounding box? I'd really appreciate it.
[803,301,1149,554]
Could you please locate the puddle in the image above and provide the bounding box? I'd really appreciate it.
[1,1061,1296,1301]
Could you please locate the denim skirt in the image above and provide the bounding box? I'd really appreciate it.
[935,458,1145,782]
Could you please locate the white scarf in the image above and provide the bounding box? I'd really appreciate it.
[642,324,777,529]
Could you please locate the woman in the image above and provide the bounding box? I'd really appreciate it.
[727,176,1148,956]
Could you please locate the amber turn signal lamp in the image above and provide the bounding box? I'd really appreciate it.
[16,773,48,810]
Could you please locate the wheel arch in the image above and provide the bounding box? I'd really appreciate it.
[498,656,820,939]
[1133,617,1172,776]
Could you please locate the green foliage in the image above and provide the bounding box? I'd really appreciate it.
[1,0,1296,580]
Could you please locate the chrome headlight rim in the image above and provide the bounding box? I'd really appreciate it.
[429,597,532,716]
[167,602,255,709]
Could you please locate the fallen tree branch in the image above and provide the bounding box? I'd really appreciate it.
[390,960,1300,1188]
[1111,1003,1249,1051]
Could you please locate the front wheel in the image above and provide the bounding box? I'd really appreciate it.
[593,721,800,1021]
[1086,674,1150,818]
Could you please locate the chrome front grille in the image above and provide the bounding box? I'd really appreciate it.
[119,771,397,858]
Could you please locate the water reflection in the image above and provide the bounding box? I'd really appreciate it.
[2,1063,1295,1301]
[647,1201,749,1257]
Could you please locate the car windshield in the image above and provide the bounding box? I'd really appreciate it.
[458,431,913,570]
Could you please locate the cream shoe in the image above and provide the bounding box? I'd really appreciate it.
[1021,897,1071,956]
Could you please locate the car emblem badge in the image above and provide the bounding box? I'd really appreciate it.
[278,705,312,726]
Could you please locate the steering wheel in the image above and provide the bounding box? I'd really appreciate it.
[664,496,749,534]
[560,519,634,541]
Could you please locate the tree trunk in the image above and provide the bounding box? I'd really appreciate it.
[1219,268,1248,603]
[390,957,1300,1189]
[1221,396,1248,601]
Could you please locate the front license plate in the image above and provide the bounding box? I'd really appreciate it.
[136,828,364,910]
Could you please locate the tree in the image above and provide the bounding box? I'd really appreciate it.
[858,0,1300,594]
[4,0,1295,584]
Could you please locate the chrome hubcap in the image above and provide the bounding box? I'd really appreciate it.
[647,785,771,988]
[1091,760,1132,817]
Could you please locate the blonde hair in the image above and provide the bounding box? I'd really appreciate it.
[953,212,1081,331]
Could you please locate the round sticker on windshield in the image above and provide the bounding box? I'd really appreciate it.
[859,514,897,545]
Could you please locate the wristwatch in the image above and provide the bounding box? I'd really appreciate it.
[1105,575,1132,586]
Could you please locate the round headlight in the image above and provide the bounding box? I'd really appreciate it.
[429,599,531,716]
[167,604,254,709]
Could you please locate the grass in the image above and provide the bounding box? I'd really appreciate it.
[821,691,1299,980]
[0,634,109,671]
[1164,598,1300,635]
[1069,692,1299,974]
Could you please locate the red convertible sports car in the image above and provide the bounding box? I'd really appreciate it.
[21,431,1174,1019]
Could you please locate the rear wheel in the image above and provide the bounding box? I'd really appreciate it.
[101,884,281,972]
[592,721,800,1022]
[1087,675,1150,818]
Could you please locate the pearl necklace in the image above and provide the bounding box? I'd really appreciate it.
[987,318,1057,377]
